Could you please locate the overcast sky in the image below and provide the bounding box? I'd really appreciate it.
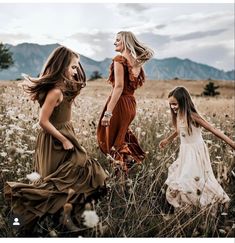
[0,2,234,71]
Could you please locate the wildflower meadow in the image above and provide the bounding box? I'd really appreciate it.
[0,79,234,237]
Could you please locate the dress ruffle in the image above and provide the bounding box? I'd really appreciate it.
[109,130,145,172]
[108,55,145,90]
[5,121,108,227]
[165,137,230,208]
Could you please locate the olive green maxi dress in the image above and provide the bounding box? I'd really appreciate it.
[5,97,108,227]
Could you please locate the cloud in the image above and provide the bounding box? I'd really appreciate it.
[0,33,31,44]
[155,24,166,29]
[187,44,234,71]
[159,39,234,71]
[68,31,115,60]
[0,3,233,71]
[138,32,171,54]
[117,3,151,13]
[173,28,228,41]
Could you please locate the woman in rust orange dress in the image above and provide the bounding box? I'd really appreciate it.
[97,31,153,173]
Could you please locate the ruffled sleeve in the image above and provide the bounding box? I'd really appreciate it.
[107,55,145,90]
[107,55,127,84]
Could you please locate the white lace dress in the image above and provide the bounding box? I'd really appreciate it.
[165,119,230,208]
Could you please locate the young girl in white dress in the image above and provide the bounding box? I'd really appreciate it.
[159,86,234,209]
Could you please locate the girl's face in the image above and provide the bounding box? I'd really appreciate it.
[114,34,124,53]
[66,56,80,80]
[169,96,179,114]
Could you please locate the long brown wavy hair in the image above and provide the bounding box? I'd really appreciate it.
[168,86,199,135]
[23,46,86,107]
[118,31,154,66]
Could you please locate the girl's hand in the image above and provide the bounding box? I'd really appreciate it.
[62,139,74,150]
[159,139,169,149]
[101,116,111,127]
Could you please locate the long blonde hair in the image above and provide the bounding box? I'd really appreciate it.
[23,46,86,106]
[118,31,154,66]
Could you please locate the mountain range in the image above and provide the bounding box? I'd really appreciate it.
[0,43,234,81]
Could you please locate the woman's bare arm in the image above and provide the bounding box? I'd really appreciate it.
[106,61,124,112]
[101,61,124,126]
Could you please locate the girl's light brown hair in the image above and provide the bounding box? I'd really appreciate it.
[118,31,154,66]
[23,46,86,106]
[168,86,199,135]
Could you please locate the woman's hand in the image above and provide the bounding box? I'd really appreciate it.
[159,139,169,149]
[62,139,74,150]
[101,116,111,127]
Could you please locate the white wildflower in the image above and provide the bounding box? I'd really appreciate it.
[6,130,14,136]
[2,169,10,172]
[218,229,226,235]
[0,152,7,157]
[29,136,36,142]
[161,188,166,194]
[16,148,24,154]
[126,178,133,187]
[26,172,41,182]
[156,155,161,160]
[32,122,40,130]
[135,127,141,133]
[25,150,34,154]
[74,128,80,133]
[82,210,99,228]
[82,131,89,136]
[18,114,26,120]
[6,110,15,117]
[9,124,25,131]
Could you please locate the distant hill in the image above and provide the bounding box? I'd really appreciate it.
[0,43,234,80]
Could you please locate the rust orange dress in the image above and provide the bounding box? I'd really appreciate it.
[97,55,146,172]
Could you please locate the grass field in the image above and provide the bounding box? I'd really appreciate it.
[0,79,234,237]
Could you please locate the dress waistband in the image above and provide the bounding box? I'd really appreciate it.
[51,120,72,129]
[121,93,134,97]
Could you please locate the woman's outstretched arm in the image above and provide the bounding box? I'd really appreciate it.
[192,113,235,149]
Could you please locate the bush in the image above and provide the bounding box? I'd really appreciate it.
[202,81,220,96]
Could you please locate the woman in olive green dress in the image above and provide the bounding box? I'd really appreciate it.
[4,46,108,231]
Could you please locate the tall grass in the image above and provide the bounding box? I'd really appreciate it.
[0,81,234,237]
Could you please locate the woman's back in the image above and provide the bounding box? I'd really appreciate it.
[108,55,145,95]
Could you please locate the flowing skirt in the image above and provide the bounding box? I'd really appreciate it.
[165,141,230,208]
[4,121,108,227]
